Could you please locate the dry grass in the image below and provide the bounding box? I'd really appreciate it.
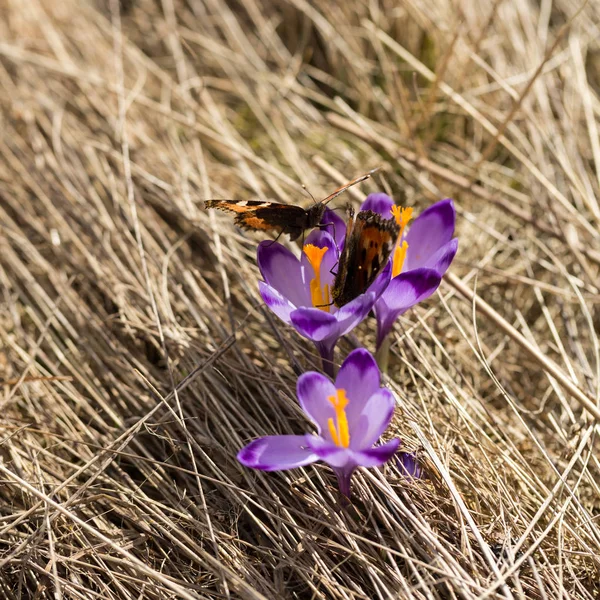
[0,0,599,598]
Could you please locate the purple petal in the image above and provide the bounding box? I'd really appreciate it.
[258,281,295,324]
[237,436,318,471]
[257,241,309,307]
[425,238,458,276]
[349,389,396,449]
[365,260,392,300]
[374,268,441,346]
[297,372,337,437]
[332,262,392,336]
[320,208,346,250]
[397,452,423,478]
[305,435,351,467]
[352,439,401,468]
[404,199,455,271]
[333,292,375,337]
[378,268,442,313]
[335,349,381,428]
[360,193,394,219]
[302,228,336,252]
[290,307,339,342]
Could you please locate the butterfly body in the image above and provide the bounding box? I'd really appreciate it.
[204,168,379,240]
[332,208,399,307]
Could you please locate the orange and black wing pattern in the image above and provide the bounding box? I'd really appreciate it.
[332,208,399,307]
[204,200,309,240]
[204,168,381,241]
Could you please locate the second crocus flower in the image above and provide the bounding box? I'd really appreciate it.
[237,348,401,500]
[360,194,458,348]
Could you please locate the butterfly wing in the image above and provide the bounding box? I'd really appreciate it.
[204,167,381,240]
[331,206,356,306]
[204,200,309,240]
[332,209,399,307]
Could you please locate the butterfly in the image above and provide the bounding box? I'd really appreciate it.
[331,207,399,307]
[204,168,380,241]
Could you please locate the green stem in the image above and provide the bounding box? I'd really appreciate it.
[375,335,391,375]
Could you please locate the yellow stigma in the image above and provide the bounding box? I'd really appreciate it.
[327,388,350,448]
[392,240,408,278]
[304,244,331,311]
[390,206,413,277]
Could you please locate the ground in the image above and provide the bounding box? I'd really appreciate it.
[0,0,599,598]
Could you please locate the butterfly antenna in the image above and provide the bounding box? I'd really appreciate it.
[302,184,318,205]
[320,166,383,207]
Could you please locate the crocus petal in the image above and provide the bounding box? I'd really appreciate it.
[335,349,381,427]
[360,193,394,219]
[297,372,337,437]
[403,199,455,271]
[305,435,351,468]
[377,268,442,313]
[257,241,309,307]
[424,238,458,276]
[237,435,318,471]
[352,439,401,468]
[332,292,375,337]
[397,452,423,478]
[349,389,396,449]
[258,281,296,324]
[374,268,442,346]
[290,307,339,342]
[333,262,392,336]
[320,208,346,250]
[302,229,336,254]
[366,260,392,300]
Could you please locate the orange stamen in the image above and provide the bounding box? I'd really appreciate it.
[392,240,408,278]
[390,206,413,277]
[303,244,331,311]
[391,205,413,238]
[327,389,350,448]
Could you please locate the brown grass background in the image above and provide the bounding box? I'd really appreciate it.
[1,0,599,598]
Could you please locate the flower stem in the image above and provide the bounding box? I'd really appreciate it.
[334,468,352,505]
[375,335,391,375]
[316,341,335,378]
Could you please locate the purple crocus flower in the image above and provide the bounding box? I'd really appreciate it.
[257,229,391,376]
[360,194,458,348]
[397,451,423,479]
[237,348,401,499]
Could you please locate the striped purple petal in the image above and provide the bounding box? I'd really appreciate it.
[257,241,310,307]
[320,208,346,251]
[237,435,318,471]
[305,435,351,468]
[297,371,337,437]
[403,199,455,271]
[352,439,401,468]
[258,281,296,324]
[335,348,381,428]
[290,307,339,342]
[374,268,441,347]
[348,388,396,450]
[360,193,395,219]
